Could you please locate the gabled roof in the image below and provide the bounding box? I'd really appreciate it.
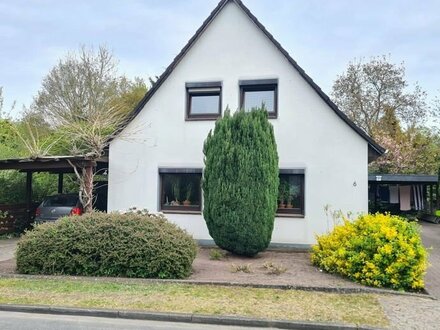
[119,0,385,159]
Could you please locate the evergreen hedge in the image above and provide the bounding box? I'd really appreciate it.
[16,211,197,279]
[203,109,279,256]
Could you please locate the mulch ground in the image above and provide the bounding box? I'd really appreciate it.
[191,247,364,288]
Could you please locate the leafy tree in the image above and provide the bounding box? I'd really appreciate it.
[370,128,440,174]
[332,55,427,136]
[0,88,22,159]
[28,46,147,212]
[0,87,16,119]
[332,55,440,174]
[0,88,80,205]
[203,109,279,256]
[0,119,19,159]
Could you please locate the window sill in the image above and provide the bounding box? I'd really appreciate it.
[161,210,202,215]
[275,213,305,219]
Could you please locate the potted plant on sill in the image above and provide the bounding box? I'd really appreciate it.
[183,182,193,206]
[286,185,299,209]
[278,181,289,208]
[171,179,181,206]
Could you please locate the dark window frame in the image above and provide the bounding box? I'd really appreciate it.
[239,79,278,119]
[158,168,203,214]
[276,170,305,217]
[186,81,222,121]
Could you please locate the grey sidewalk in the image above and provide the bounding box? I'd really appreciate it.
[420,221,440,298]
[0,239,18,262]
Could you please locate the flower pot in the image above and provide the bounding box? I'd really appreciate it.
[278,203,286,209]
[286,203,293,208]
[183,200,191,206]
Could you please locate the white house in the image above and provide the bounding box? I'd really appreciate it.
[108,0,384,247]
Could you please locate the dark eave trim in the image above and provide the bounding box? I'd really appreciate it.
[116,0,385,157]
[368,174,438,184]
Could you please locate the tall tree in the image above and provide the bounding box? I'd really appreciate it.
[203,109,279,256]
[331,55,440,174]
[0,87,21,159]
[29,45,148,212]
[331,55,427,136]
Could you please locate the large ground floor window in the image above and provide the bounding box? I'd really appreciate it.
[158,168,304,216]
[277,170,305,216]
[159,169,202,213]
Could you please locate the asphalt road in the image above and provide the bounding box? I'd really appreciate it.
[0,311,265,330]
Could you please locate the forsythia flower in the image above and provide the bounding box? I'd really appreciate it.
[311,212,428,291]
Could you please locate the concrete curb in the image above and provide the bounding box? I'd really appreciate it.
[0,272,435,300]
[0,304,380,330]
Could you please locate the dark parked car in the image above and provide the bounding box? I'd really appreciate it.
[35,193,82,224]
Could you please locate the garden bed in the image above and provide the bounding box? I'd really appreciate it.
[0,248,364,288]
[1,247,366,289]
[189,248,366,289]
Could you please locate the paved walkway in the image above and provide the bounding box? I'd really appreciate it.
[420,221,440,298]
[0,239,18,262]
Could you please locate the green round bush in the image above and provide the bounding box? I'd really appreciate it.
[311,213,428,291]
[16,211,197,279]
[203,109,279,256]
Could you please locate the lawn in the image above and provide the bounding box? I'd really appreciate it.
[0,278,388,327]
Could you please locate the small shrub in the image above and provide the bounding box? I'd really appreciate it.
[262,261,287,275]
[311,213,428,291]
[209,248,227,260]
[230,263,252,273]
[16,211,197,279]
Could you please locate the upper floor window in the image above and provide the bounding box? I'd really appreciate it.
[186,82,222,120]
[277,169,305,216]
[240,79,278,118]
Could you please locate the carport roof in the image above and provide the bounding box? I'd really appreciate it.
[0,156,108,173]
[368,174,438,184]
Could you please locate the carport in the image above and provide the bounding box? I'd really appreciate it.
[368,174,438,214]
[0,156,108,227]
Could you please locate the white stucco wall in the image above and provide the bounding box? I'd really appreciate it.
[108,1,368,245]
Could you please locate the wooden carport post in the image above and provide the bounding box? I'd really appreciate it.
[83,164,94,213]
[25,171,33,223]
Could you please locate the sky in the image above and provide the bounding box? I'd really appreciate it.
[0,0,439,117]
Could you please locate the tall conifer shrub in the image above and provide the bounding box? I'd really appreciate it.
[203,109,279,256]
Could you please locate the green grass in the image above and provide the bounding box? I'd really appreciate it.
[0,278,389,327]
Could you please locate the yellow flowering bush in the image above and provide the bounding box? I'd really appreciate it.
[311,213,428,291]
